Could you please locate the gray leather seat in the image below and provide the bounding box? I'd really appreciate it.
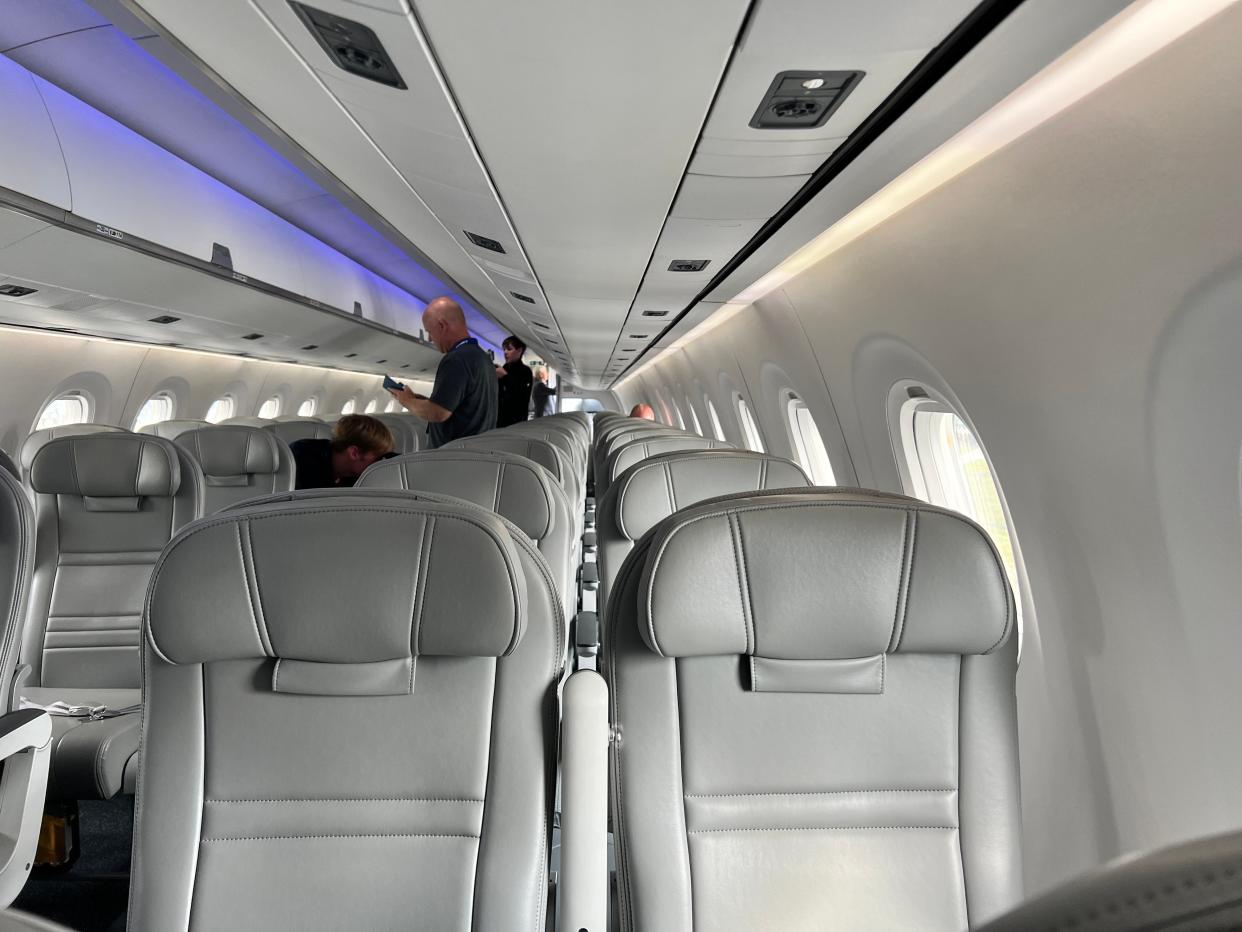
[598,434,731,502]
[262,417,332,447]
[371,412,424,454]
[18,424,124,482]
[174,425,294,514]
[358,448,575,629]
[0,450,17,480]
[608,489,1021,930]
[138,419,209,441]
[596,450,811,624]
[218,416,271,427]
[446,434,582,514]
[129,489,563,930]
[22,433,204,799]
[0,910,75,931]
[592,421,681,482]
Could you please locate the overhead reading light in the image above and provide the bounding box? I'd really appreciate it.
[668,259,709,272]
[0,284,38,297]
[301,344,319,351]
[750,71,863,130]
[641,309,669,317]
[149,315,180,325]
[242,333,263,340]
[344,353,358,358]
[510,292,536,304]
[376,359,387,364]
[400,364,411,369]
[628,333,649,339]
[290,3,407,88]
[464,230,505,254]
[532,321,551,330]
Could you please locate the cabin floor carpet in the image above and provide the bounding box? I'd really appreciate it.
[13,796,132,932]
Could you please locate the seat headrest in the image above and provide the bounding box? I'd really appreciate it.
[637,489,1014,661]
[609,435,729,481]
[139,419,210,441]
[147,492,526,695]
[19,423,125,476]
[448,436,565,480]
[29,433,181,499]
[358,450,558,540]
[612,450,810,541]
[178,426,282,481]
[0,449,17,480]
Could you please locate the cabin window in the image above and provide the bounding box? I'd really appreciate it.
[736,397,764,452]
[131,393,176,432]
[341,399,357,415]
[686,400,703,436]
[705,398,726,442]
[297,398,318,417]
[385,399,399,413]
[667,401,685,430]
[785,395,836,485]
[905,405,1021,616]
[364,399,379,414]
[257,397,281,419]
[34,393,92,431]
[204,396,235,423]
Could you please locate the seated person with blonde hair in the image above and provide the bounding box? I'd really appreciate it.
[290,414,395,489]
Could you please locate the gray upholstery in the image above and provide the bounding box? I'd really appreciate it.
[596,450,811,622]
[358,448,576,628]
[371,413,424,454]
[980,829,1242,931]
[22,433,203,799]
[175,426,294,514]
[18,423,124,480]
[262,418,332,447]
[0,910,76,931]
[130,489,563,931]
[0,466,33,711]
[592,421,682,484]
[608,489,1022,930]
[446,434,581,512]
[138,419,210,441]
[599,434,731,501]
[0,450,17,480]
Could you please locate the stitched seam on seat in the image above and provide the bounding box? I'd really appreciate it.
[201,832,480,842]
[686,826,958,834]
[205,797,484,803]
[412,517,432,656]
[236,523,267,657]
[662,462,676,525]
[242,520,273,655]
[683,788,957,798]
[891,509,914,651]
[730,514,754,656]
[897,509,919,651]
[609,545,638,930]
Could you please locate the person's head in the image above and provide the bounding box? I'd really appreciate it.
[502,335,526,364]
[422,296,470,353]
[629,403,656,421]
[535,368,547,382]
[330,414,395,479]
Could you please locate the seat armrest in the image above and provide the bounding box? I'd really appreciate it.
[557,672,609,932]
[580,563,599,591]
[0,710,52,908]
[573,612,600,671]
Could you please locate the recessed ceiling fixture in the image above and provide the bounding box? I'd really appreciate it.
[464,231,505,254]
[510,292,536,304]
[668,259,709,272]
[0,284,38,297]
[376,359,387,364]
[149,315,180,324]
[290,3,407,88]
[344,353,358,358]
[628,333,649,339]
[242,333,263,340]
[301,344,319,351]
[641,309,668,317]
[750,71,863,130]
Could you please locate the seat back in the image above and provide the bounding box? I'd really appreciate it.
[596,450,811,619]
[262,418,332,447]
[24,434,203,689]
[130,489,563,931]
[0,450,17,480]
[358,449,574,625]
[609,489,1021,930]
[599,434,730,501]
[175,426,294,514]
[592,420,678,478]
[371,413,424,454]
[0,464,33,706]
[18,424,125,481]
[446,434,579,507]
[139,419,209,441]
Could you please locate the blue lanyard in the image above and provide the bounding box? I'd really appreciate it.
[450,337,478,352]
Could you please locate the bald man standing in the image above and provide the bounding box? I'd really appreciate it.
[388,296,497,448]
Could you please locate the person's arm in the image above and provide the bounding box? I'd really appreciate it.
[388,386,451,423]
[496,366,507,378]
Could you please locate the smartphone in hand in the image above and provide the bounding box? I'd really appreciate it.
[382,375,406,392]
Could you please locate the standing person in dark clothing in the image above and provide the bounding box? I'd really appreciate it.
[495,335,534,428]
[387,296,497,448]
[290,414,395,489]
[531,368,557,418]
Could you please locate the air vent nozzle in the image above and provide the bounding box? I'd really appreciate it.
[464,231,505,254]
[149,315,180,325]
[242,333,263,340]
[301,344,319,351]
[627,333,648,339]
[668,259,709,273]
[291,3,407,88]
[510,291,535,304]
[0,284,38,297]
[344,353,358,358]
[750,70,863,130]
[641,309,668,317]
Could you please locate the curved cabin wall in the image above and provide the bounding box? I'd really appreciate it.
[0,52,428,334]
[0,326,432,457]
[617,8,1242,899]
